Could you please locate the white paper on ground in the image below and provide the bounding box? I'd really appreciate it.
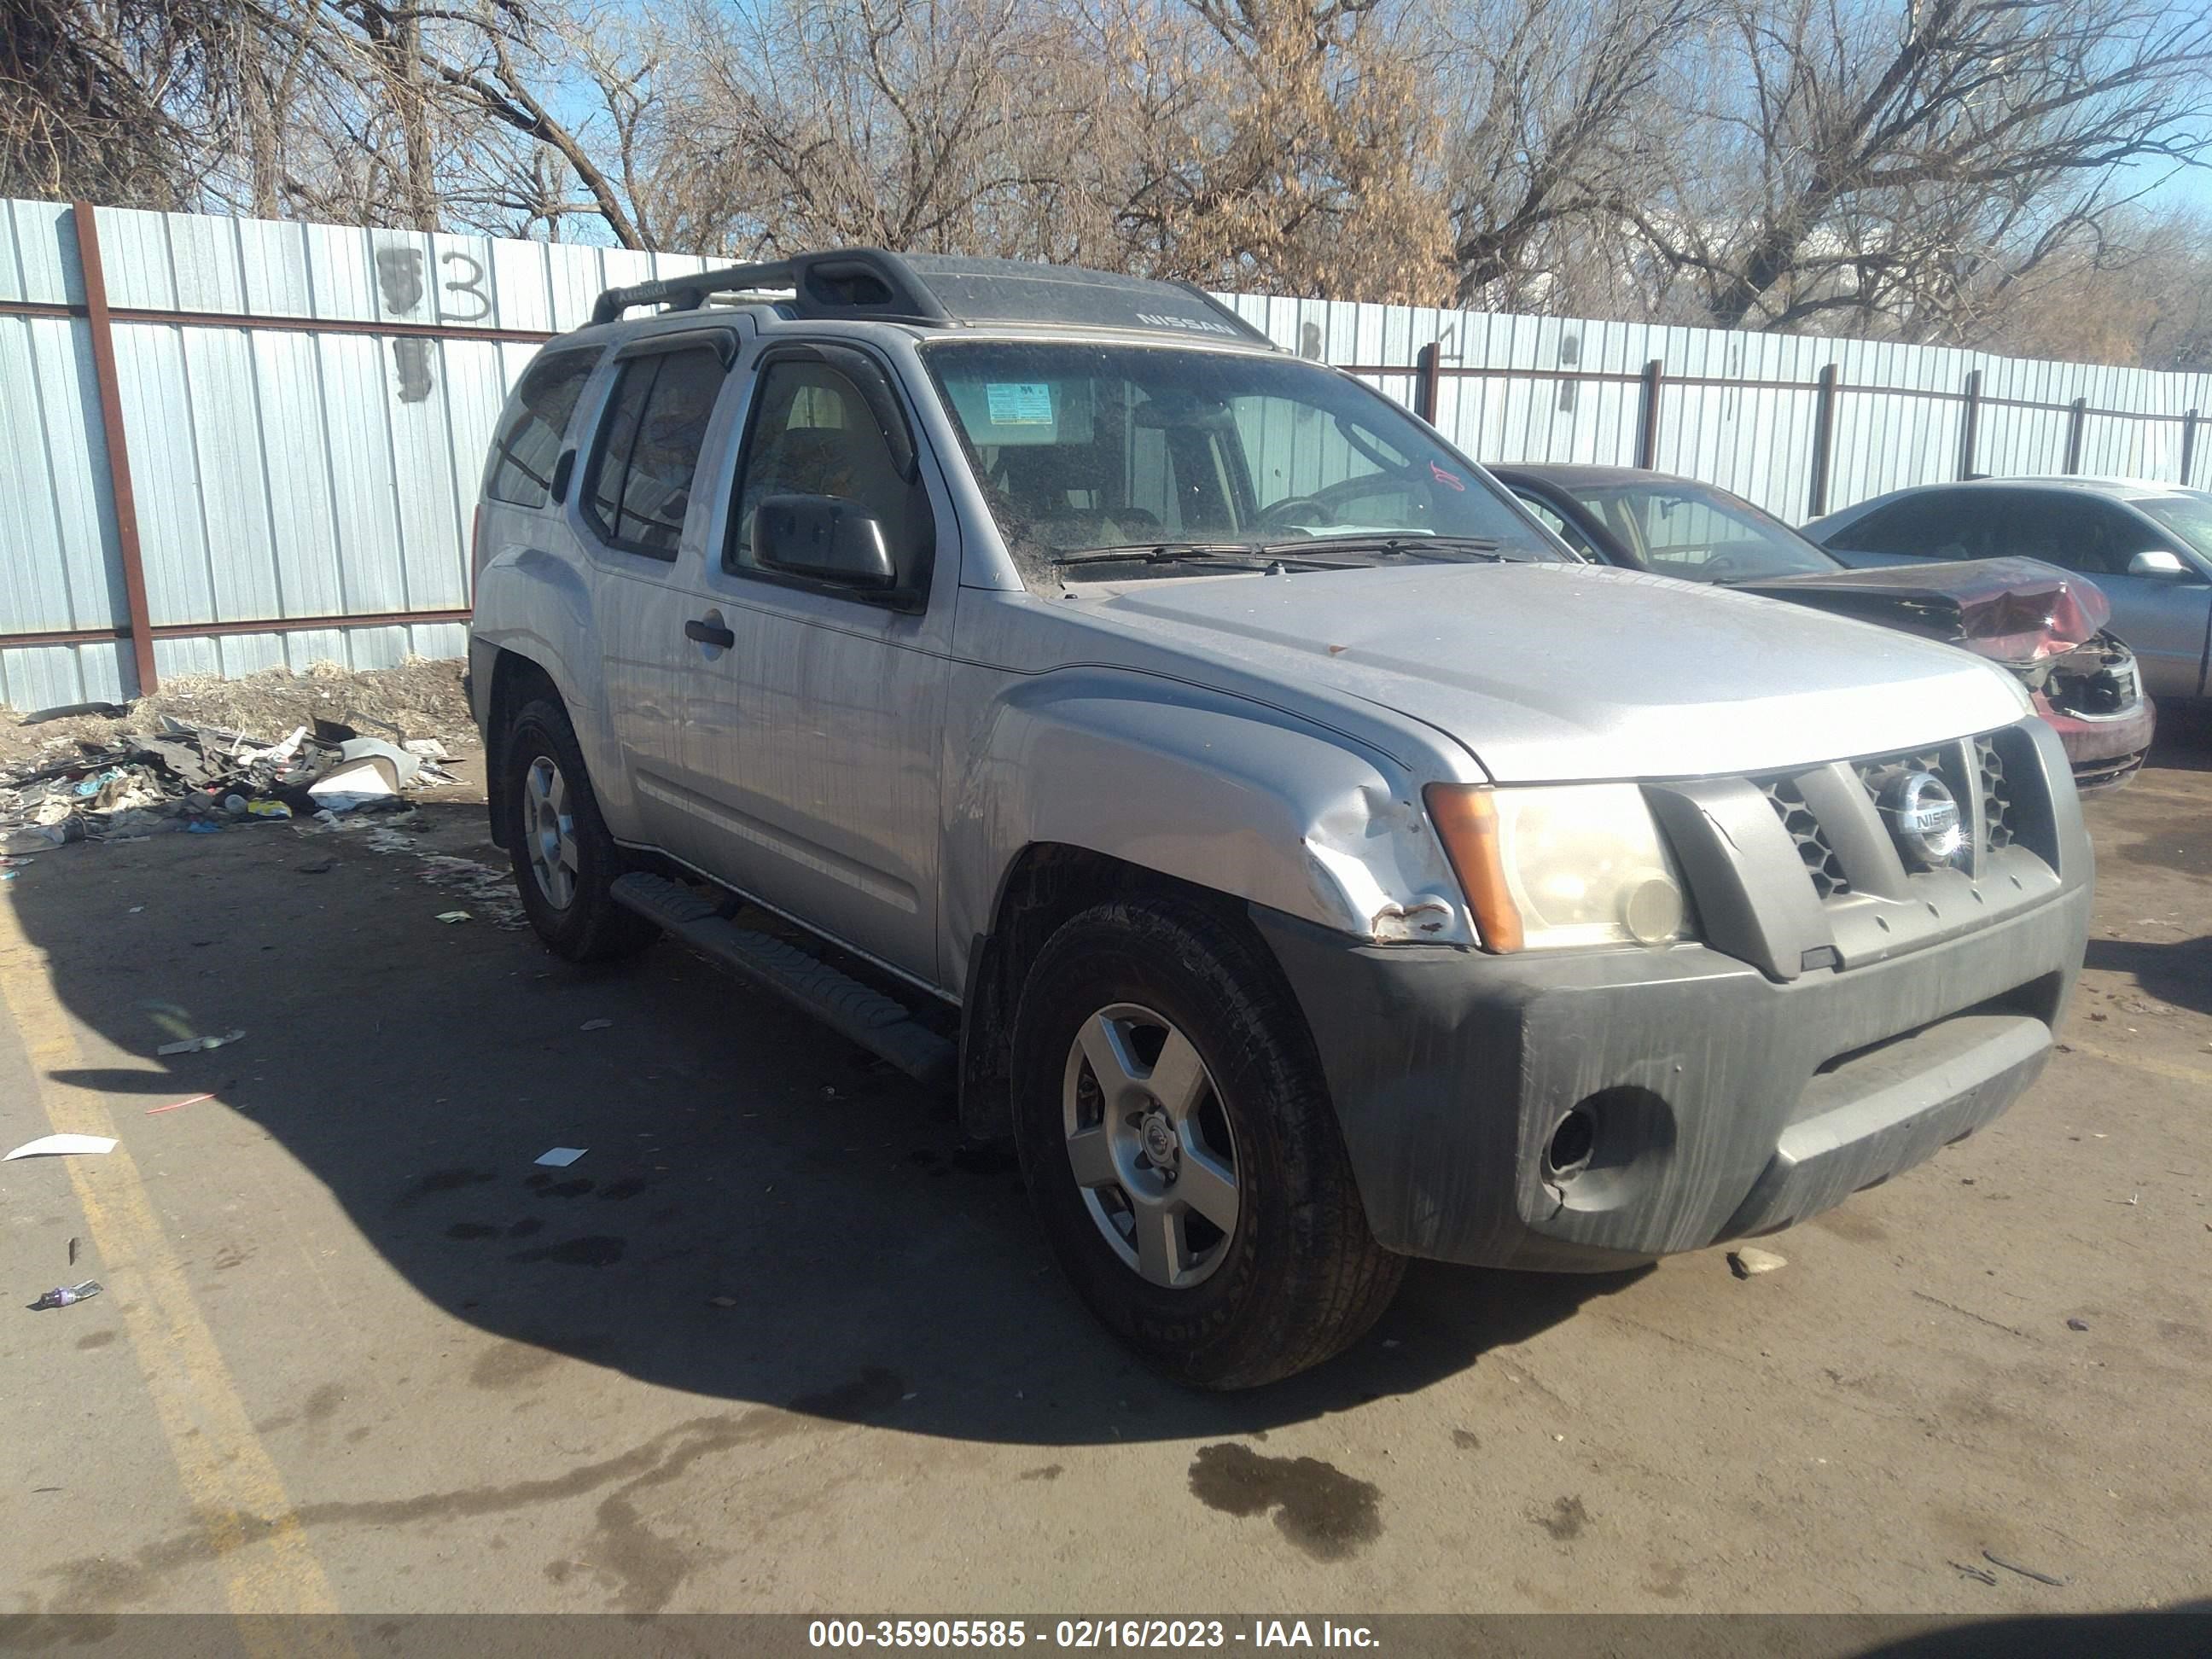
[4,1133,119,1161]
[307,760,399,811]
[535,1147,587,1167]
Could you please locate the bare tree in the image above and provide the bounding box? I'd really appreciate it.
[1096,0,1454,299]
[1629,0,2212,332]
[1430,0,1716,308]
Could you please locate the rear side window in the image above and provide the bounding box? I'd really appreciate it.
[584,346,728,558]
[486,349,598,508]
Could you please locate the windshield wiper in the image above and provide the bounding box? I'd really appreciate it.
[1050,542,1356,570]
[1272,533,1509,561]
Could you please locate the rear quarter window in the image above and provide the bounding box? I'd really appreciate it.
[486,349,600,508]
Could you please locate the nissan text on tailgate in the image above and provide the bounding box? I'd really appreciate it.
[468,252,2092,1388]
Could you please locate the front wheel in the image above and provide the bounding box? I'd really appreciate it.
[1010,899,1404,1388]
[501,696,658,963]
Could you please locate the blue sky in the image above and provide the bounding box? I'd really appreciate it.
[2124,157,2212,216]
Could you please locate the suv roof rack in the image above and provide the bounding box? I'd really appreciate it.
[590,248,1272,346]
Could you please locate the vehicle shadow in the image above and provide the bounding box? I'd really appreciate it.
[2145,700,2212,772]
[9,802,1641,1447]
[2081,934,2212,1018]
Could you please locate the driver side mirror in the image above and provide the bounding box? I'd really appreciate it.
[754,494,897,590]
[2127,549,2190,579]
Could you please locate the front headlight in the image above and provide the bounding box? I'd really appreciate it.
[1424,783,1691,952]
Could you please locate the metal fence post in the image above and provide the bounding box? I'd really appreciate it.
[2064,397,2087,474]
[1958,370,1982,480]
[1807,364,1840,518]
[2182,409,2200,488]
[71,200,159,696]
[1415,341,1442,426]
[1636,359,1663,469]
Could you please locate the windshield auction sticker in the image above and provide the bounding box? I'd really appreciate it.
[986,383,1055,425]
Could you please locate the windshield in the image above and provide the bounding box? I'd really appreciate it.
[1562,480,1838,583]
[923,341,1563,580]
[2133,494,2212,562]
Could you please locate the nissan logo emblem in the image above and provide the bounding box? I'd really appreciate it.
[1879,770,1965,870]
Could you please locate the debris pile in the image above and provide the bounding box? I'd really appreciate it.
[1,714,457,854]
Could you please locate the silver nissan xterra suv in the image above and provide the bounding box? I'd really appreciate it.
[468,251,2092,1388]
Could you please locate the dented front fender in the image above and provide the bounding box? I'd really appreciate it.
[942,667,1475,987]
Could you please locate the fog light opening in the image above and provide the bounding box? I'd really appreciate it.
[1544,1109,1597,1185]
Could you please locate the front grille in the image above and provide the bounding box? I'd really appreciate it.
[1975,737,2013,850]
[1756,734,2023,906]
[1759,775,1850,899]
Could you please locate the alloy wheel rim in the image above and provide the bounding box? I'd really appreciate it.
[522,754,579,910]
[1061,1002,1240,1289]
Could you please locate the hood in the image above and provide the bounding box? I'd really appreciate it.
[1733,556,2110,667]
[1084,561,2029,783]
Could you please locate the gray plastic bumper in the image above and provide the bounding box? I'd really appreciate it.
[1254,880,2089,1272]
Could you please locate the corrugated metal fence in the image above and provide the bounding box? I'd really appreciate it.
[5,197,2209,709]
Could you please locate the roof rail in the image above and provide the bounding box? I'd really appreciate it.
[591,249,952,327]
[588,247,1275,346]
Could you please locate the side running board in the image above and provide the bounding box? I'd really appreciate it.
[610,872,954,1091]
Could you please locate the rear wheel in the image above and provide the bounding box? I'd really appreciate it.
[1010,899,1403,1388]
[501,696,658,963]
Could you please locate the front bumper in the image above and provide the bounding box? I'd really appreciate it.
[1255,719,2093,1272]
[2034,690,2154,795]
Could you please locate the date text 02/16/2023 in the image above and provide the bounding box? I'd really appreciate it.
[807,1621,1381,1649]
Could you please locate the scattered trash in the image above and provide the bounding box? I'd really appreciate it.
[184,822,224,835]
[1982,1550,2066,1587]
[1,694,456,853]
[2066,1318,2089,1332]
[295,859,335,875]
[29,1280,103,1311]
[436,911,472,924]
[1728,1247,1788,1278]
[4,1133,118,1161]
[67,1237,79,1266]
[128,905,143,913]
[1949,1560,2000,1586]
[416,855,526,927]
[535,1147,587,1167]
[580,1019,614,1032]
[404,738,452,762]
[146,1092,217,1115]
[156,1029,245,1056]
[707,1295,739,1308]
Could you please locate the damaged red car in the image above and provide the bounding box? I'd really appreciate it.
[1491,465,2155,794]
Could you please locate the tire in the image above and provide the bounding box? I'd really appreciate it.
[501,696,659,963]
[1010,898,1405,1389]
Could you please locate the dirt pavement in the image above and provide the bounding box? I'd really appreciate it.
[2,713,2208,1624]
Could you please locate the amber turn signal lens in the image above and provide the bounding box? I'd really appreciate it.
[1423,783,1524,953]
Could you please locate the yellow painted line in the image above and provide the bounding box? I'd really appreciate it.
[2063,1038,2212,1090]
[0,899,349,1649]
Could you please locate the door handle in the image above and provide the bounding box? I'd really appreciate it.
[684,617,735,649]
